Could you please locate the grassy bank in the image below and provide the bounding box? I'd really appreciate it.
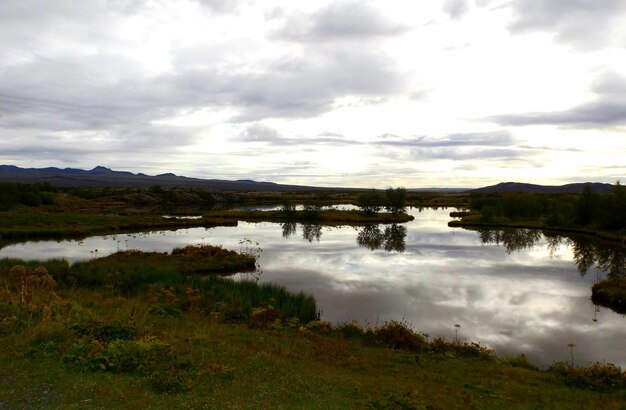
[0,202,413,245]
[592,277,626,314]
[1,255,625,408]
[451,188,626,249]
[0,208,238,243]
[449,213,626,249]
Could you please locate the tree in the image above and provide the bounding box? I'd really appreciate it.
[577,183,596,226]
[357,189,383,215]
[384,187,406,215]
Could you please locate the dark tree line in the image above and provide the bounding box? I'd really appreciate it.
[357,187,407,215]
[0,182,56,211]
[470,182,626,231]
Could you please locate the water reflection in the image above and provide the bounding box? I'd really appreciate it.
[279,222,408,251]
[302,224,323,243]
[474,228,626,277]
[281,222,297,239]
[1,209,625,368]
[280,222,323,242]
[356,224,407,252]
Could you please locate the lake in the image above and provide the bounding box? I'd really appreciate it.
[1,207,624,368]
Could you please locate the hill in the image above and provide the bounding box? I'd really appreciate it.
[0,165,316,191]
[470,182,615,194]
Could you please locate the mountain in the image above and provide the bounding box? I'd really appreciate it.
[0,165,317,191]
[470,182,615,194]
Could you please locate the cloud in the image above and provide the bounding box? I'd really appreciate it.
[443,0,470,19]
[490,71,626,127]
[195,0,244,13]
[491,101,626,127]
[372,131,553,163]
[239,123,362,146]
[274,1,409,42]
[505,0,626,49]
[239,123,282,142]
[209,49,406,121]
[375,131,515,147]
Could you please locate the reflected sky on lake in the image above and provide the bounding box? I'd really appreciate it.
[1,208,624,368]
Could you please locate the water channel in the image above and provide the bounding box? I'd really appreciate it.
[1,208,624,368]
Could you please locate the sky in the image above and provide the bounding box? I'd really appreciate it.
[1,0,625,188]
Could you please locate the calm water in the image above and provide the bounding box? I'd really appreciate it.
[1,208,624,368]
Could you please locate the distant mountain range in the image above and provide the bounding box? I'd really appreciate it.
[0,165,616,193]
[0,165,316,191]
[470,181,615,194]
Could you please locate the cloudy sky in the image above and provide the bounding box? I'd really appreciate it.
[1,0,625,188]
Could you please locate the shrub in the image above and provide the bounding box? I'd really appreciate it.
[336,321,365,338]
[250,305,280,326]
[501,354,538,370]
[428,338,495,359]
[549,361,626,389]
[371,320,427,352]
[305,320,333,334]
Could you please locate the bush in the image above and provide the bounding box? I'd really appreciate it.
[428,337,495,359]
[371,320,427,352]
[549,361,626,389]
[336,321,365,338]
[501,354,538,370]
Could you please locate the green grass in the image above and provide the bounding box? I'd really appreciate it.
[1,300,624,409]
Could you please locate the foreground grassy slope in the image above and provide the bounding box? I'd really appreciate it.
[1,255,625,409]
[3,317,624,409]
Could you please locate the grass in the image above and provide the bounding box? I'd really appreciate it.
[1,256,626,408]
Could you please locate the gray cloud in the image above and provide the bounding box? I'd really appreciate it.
[175,48,406,122]
[274,1,409,42]
[492,101,626,127]
[490,71,626,127]
[443,0,470,19]
[239,123,362,146]
[372,131,552,163]
[410,148,524,161]
[239,123,281,142]
[376,131,514,147]
[506,0,626,49]
[0,0,406,174]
